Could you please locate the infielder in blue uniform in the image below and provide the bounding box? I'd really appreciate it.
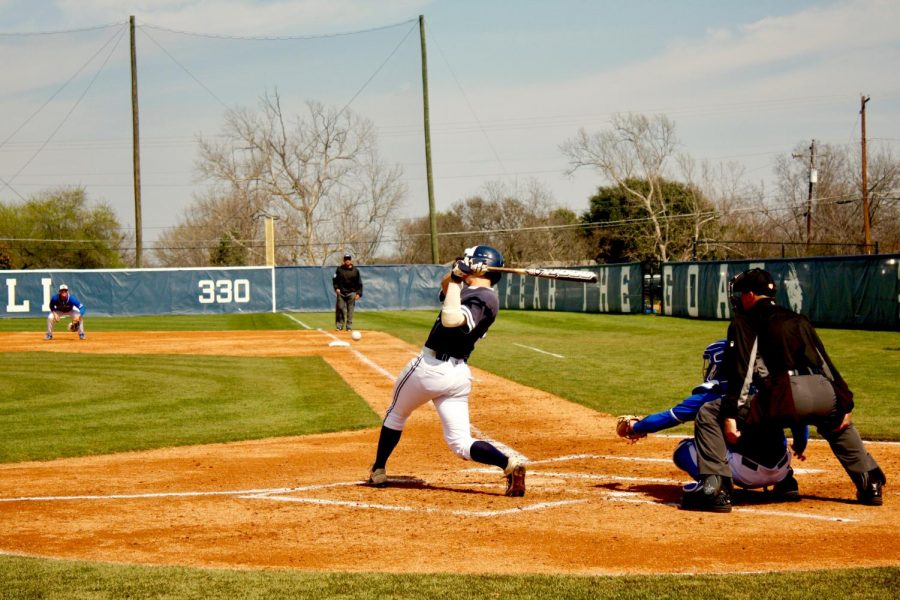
[46,283,86,340]
[367,245,527,497]
[619,340,807,497]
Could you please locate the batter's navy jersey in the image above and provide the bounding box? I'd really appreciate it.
[49,293,85,314]
[424,286,499,361]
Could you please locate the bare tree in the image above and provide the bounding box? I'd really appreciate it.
[395,179,589,265]
[195,91,405,265]
[561,113,679,262]
[154,189,269,267]
[770,141,900,254]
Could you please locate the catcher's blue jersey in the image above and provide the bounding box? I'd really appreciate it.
[632,381,725,435]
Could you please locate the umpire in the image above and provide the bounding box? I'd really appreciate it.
[683,268,886,512]
[333,253,363,331]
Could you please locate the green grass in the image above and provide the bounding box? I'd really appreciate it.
[344,310,900,440]
[0,352,379,462]
[0,311,897,597]
[0,555,896,599]
[2,310,898,441]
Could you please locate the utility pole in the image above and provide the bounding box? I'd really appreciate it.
[860,95,872,254]
[130,16,143,267]
[419,15,439,264]
[792,140,817,247]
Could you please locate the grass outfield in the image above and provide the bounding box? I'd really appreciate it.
[0,555,897,600]
[0,353,379,463]
[1,311,897,598]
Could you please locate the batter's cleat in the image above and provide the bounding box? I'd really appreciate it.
[854,467,886,506]
[367,467,387,487]
[79,332,86,340]
[504,456,526,497]
[681,475,732,513]
[44,333,53,341]
[771,468,800,501]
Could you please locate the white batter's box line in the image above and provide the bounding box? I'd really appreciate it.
[464,467,683,484]
[0,481,359,504]
[243,494,588,517]
[600,491,858,523]
[499,454,826,474]
[529,453,673,465]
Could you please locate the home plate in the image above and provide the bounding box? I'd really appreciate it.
[328,340,350,347]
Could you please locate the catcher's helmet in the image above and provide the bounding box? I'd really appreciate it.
[464,245,504,284]
[702,339,727,382]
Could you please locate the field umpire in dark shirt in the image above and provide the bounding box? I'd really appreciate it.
[683,268,885,512]
[333,253,363,331]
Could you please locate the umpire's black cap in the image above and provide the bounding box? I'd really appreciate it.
[731,268,776,296]
[343,253,352,260]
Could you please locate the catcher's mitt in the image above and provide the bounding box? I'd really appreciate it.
[68,321,80,332]
[615,415,646,442]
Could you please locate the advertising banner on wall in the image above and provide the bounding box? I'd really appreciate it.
[661,255,900,329]
[495,264,642,314]
[275,265,447,312]
[2,267,274,317]
[1,265,448,318]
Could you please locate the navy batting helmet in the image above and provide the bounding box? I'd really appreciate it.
[702,338,727,383]
[464,245,504,284]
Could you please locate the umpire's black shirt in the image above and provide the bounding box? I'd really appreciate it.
[333,265,363,297]
[722,298,853,421]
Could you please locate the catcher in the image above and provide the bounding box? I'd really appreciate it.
[616,339,807,498]
[46,283,86,340]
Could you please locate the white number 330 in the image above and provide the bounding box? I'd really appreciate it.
[198,279,250,304]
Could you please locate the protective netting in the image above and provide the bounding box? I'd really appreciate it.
[0,19,426,262]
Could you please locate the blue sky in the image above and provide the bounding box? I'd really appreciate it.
[1,0,898,249]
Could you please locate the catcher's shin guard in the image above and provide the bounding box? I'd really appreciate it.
[681,475,732,513]
[504,456,526,497]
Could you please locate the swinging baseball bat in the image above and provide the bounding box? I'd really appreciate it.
[485,266,597,283]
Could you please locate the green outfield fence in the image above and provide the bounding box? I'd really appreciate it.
[1,254,897,329]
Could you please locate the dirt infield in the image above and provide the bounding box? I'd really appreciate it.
[1,330,898,575]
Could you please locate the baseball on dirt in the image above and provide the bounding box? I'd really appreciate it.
[351,330,362,341]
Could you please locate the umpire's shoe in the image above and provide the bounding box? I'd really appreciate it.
[853,467,886,506]
[681,475,732,513]
[771,468,800,501]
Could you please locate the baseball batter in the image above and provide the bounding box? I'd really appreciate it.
[366,245,527,496]
[45,283,86,340]
[618,339,807,496]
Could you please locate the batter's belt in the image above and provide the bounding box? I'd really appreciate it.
[422,347,467,364]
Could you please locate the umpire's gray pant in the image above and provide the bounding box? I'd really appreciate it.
[695,375,879,480]
[335,293,357,330]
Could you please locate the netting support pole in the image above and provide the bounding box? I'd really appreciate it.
[130,16,143,268]
[419,15,439,264]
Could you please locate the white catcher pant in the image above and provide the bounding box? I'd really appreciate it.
[674,438,792,488]
[383,351,476,460]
